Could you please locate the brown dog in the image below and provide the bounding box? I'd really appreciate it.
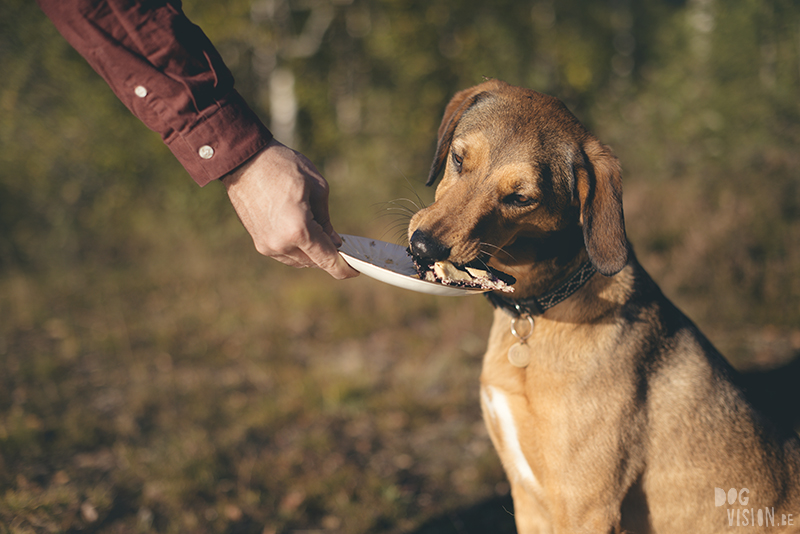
[408,79,800,533]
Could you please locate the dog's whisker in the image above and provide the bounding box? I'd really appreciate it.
[477,248,496,260]
[374,205,411,214]
[479,242,516,262]
[373,197,419,208]
[477,255,493,268]
[388,161,427,211]
[369,196,423,243]
[385,221,411,235]
[479,241,504,252]
[379,208,415,218]
[379,225,412,246]
[469,256,491,272]
[372,206,414,224]
[396,173,428,211]
[382,213,412,224]
[373,199,422,218]
[389,198,424,213]
[382,218,412,233]
[374,212,412,223]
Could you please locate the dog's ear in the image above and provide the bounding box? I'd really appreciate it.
[426,80,502,186]
[574,138,629,276]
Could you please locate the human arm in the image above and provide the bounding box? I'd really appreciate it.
[37,0,357,278]
[35,0,270,185]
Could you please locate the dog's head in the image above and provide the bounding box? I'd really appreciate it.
[408,80,629,294]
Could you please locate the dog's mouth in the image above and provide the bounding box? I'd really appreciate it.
[409,255,516,293]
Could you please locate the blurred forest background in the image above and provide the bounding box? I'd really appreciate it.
[1,0,799,532]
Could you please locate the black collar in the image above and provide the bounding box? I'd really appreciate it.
[485,261,597,318]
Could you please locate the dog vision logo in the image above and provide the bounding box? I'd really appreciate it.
[716,488,795,528]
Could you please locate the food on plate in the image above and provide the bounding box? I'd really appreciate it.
[414,259,515,293]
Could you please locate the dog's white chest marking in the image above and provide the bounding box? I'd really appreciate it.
[481,385,542,496]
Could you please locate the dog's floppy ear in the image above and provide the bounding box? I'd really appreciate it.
[426,80,502,186]
[574,138,629,276]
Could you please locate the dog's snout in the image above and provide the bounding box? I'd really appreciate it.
[409,230,451,262]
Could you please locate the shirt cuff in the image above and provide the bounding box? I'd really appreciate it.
[164,90,273,186]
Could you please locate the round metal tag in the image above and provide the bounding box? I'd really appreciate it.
[507,342,532,368]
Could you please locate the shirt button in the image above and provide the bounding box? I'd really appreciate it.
[198,145,215,159]
[134,85,148,98]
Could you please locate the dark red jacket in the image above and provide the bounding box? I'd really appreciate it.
[37,0,273,186]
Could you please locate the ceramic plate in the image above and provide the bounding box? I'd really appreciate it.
[338,235,488,297]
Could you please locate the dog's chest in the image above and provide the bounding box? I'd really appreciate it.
[478,313,598,497]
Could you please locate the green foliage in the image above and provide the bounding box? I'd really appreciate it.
[591,0,800,329]
[1,0,799,532]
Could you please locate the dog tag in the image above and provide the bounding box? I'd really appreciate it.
[508,342,532,368]
[508,315,534,368]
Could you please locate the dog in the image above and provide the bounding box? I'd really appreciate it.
[407,79,800,533]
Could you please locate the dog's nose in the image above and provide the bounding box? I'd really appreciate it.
[409,230,451,261]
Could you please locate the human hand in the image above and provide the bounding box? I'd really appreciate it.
[222,138,359,280]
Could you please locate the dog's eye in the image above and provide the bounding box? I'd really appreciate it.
[451,152,464,172]
[504,193,536,207]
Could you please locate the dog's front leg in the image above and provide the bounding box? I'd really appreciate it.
[480,379,640,534]
[481,384,553,533]
[509,483,553,534]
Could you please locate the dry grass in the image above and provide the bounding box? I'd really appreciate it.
[0,204,518,533]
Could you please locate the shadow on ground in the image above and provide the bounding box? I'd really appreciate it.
[408,495,517,534]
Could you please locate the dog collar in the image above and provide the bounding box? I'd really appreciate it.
[485,260,597,318]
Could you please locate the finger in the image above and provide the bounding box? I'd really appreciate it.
[329,230,343,248]
[270,253,311,269]
[299,220,359,280]
[265,214,357,278]
[278,238,356,278]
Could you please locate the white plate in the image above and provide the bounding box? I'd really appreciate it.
[338,235,488,297]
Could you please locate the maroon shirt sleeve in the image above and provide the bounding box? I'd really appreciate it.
[37,0,273,186]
